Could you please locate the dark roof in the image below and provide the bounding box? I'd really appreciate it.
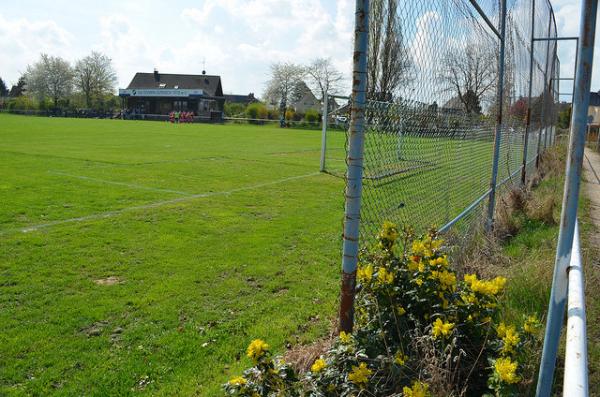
[590,91,600,107]
[224,93,257,104]
[126,72,223,97]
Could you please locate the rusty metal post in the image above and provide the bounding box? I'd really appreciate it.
[485,0,507,232]
[521,0,536,185]
[536,0,598,395]
[339,0,369,333]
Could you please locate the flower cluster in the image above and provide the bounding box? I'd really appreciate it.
[224,223,542,396]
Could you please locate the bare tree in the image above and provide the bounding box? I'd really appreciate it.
[304,58,345,101]
[264,62,305,112]
[74,51,117,109]
[367,0,411,101]
[439,44,496,114]
[25,54,74,107]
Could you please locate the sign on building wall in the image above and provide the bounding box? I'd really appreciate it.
[118,89,205,97]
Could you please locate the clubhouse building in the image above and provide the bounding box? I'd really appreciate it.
[119,70,225,120]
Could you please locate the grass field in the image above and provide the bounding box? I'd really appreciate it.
[0,113,548,395]
[0,114,346,395]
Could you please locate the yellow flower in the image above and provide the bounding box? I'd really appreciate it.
[348,362,372,386]
[402,381,430,397]
[413,277,424,287]
[228,376,247,386]
[467,276,507,296]
[432,318,455,339]
[432,270,456,291]
[357,264,374,283]
[394,351,408,366]
[408,258,420,272]
[379,221,399,242]
[377,267,395,285]
[494,357,520,384]
[311,358,326,373]
[396,306,406,316]
[524,315,541,335]
[246,339,269,362]
[464,274,478,286]
[339,331,352,344]
[461,292,478,305]
[497,322,507,338]
[501,326,520,354]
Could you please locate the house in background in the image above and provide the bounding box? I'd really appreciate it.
[589,90,600,128]
[291,81,321,113]
[119,70,224,120]
[223,93,258,105]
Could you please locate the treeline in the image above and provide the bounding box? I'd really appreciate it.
[0,52,119,115]
[224,101,320,124]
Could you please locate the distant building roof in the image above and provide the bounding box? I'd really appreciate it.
[224,93,257,104]
[590,91,600,107]
[126,71,223,97]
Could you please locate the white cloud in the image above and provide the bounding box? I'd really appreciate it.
[0,13,73,86]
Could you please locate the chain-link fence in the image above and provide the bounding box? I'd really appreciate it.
[325,0,560,246]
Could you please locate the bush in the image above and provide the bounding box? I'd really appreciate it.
[224,223,542,396]
[285,109,295,121]
[246,102,268,120]
[224,101,246,117]
[304,109,320,123]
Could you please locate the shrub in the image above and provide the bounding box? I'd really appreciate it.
[246,102,268,120]
[224,101,246,117]
[285,109,295,121]
[224,223,542,396]
[304,109,320,123]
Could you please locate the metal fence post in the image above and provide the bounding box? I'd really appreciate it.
[320,92,329,172]
[485,0,507,232]
[536,0,598,395]
[521,0,536,185]
[536,17,553,167]
[339,0,369,333]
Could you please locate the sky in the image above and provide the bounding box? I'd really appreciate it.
[0,0,598,100]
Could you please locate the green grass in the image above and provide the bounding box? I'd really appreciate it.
[0,113,547,395]
[0,114,347,396]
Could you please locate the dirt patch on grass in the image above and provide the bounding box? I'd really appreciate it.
[93,276,123,286]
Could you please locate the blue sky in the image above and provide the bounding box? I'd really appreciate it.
[0,0,597,99]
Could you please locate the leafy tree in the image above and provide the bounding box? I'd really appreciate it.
[25,54,74,107]
[0,77,8,97]
[74,51,117,109]
[9,76,26,97]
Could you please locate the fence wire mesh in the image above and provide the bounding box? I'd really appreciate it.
[325,0,559,245]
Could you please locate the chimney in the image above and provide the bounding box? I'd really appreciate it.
[153,69,159,81]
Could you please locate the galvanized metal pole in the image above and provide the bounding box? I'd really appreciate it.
[536,1,598,395]
[521,0,536,185]
[485,0,507,232]
[320,92,329,172]
[339,0,369,333]
[536,16,553,167]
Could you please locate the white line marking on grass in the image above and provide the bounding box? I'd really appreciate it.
[48,170,192,196]
[7,172,321,234]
